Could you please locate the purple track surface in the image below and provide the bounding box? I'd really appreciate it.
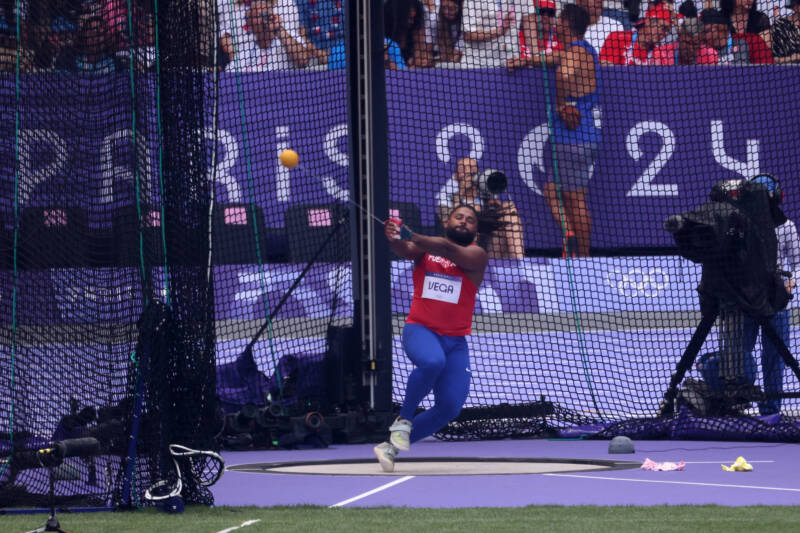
[212,438,800,507]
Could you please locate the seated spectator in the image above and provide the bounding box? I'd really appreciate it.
[584,0,626,53]
[113,12,156,71]
[100,0,151,47]
[0,0,34,71]
[327,1,413,72]
[460,0,519,67]
[296,0,344,54]
[24,3,58,71]
[654,15,719,62]
[40,5,83,71]
[437,157,525,259]
[327,37,409,69]
[430,0,465,64]
[384,0,426,67]
[604,0,634,29]
[721,0,772,49]
[771,0,800,63]
[520,0,560,56]
[384,37,410,68]
[699,7,773,63]
[219,0,259,68]
[55,14,121,74]
[600,3,673,63]
[99,0,157,70]
[678,0,699,18]
[222,0,318,71]
[508,0,617,70]
[417,0,436,65]
[654,0,682,44]
[416,0,462,66]
[506,0,560,70]
[640,0,703,19]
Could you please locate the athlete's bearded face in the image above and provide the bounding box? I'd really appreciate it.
[445,206,478,246]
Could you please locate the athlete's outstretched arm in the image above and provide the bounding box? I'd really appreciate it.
[384,219,488,275]
[407,233,488,274]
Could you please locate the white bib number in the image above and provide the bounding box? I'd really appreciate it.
[421,272,462,304]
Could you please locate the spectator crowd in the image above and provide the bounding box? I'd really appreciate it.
[2,0,799,73]
[219,0,800,69]
[0,0,159,73]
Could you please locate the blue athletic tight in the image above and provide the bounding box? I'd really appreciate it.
[398,323,471,443]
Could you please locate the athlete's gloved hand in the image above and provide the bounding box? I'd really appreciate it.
[385,217,413,241]
[399,224,414,241]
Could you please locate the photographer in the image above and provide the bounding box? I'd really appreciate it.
[436,157,524,259]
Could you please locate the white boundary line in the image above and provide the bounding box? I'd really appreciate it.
[544,473,800,492]
[683,460,775,464]
[215,519,262,533]
[329,476,416,507]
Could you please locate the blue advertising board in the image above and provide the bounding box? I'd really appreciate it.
[1,68,797,250]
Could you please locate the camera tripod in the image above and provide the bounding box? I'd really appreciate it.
[660,305,800,417]
[24,467,68,533]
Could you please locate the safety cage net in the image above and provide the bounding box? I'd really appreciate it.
[2,0,800,511]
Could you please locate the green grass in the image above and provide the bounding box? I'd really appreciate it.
[3,506,800,533]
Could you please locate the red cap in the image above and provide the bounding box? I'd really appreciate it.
[635,3,673,26]
[535,0,557,9]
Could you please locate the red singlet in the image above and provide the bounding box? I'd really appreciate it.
[405,253,478,336]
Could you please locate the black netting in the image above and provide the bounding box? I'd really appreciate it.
[0,0,219,509]
[210,0,353,450]
[382,1,800,442]
[3,0,800,511]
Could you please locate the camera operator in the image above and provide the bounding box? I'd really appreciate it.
[690,175,797,415]
[739,175,798,415]
[664,175,797,416]
[436,157,524,258]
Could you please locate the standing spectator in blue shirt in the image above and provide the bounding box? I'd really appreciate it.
[548,3,600,258]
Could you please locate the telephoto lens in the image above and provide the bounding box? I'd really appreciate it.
[475,169,507,198]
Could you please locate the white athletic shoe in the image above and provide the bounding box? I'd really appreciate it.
[389,417,412,451]
[373,441,398,472]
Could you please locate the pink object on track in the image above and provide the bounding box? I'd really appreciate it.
[640,458,685,471]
